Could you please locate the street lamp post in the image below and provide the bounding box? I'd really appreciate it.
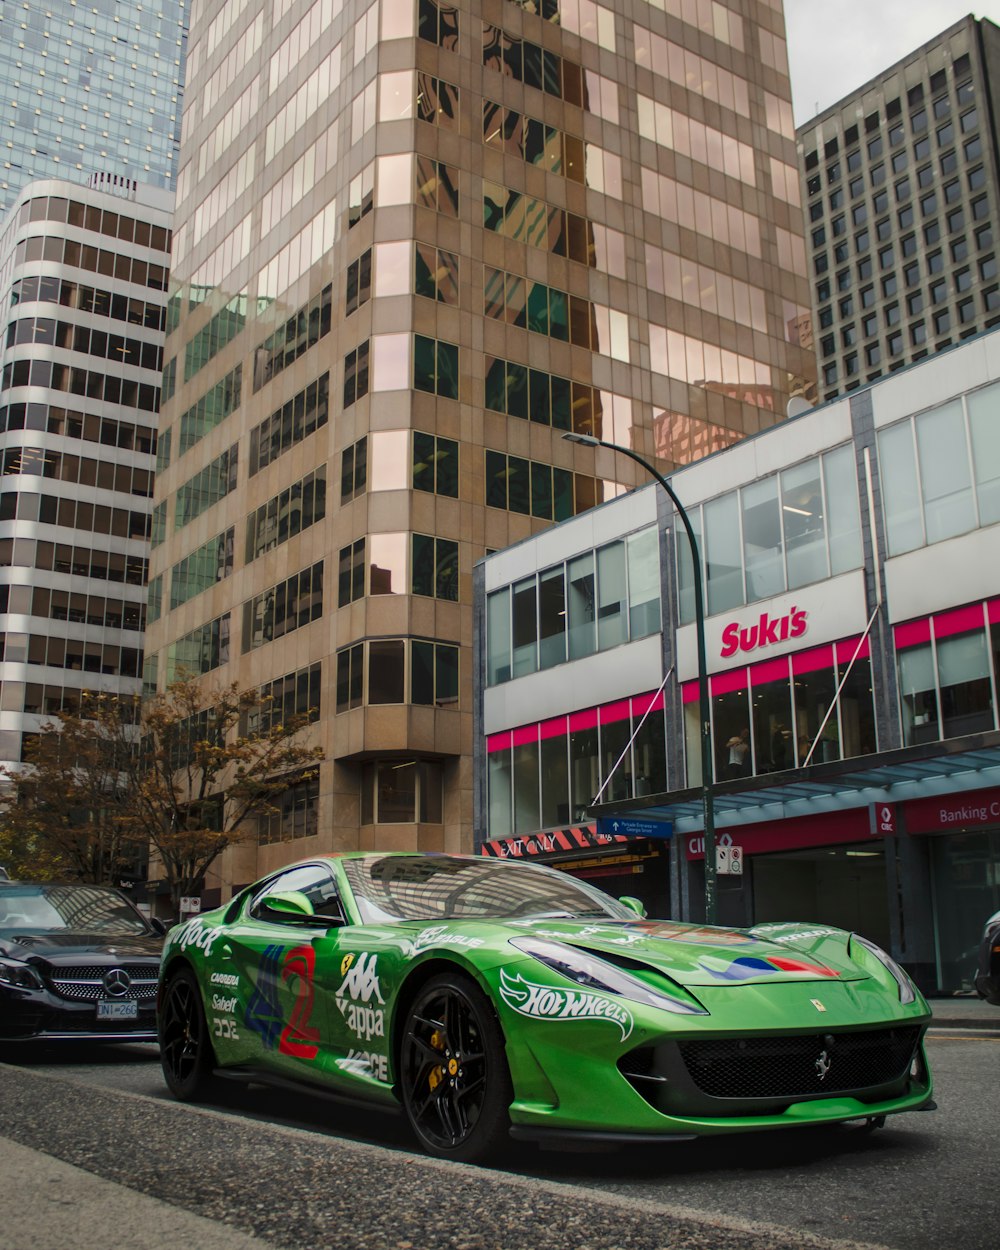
[562,432,717,924]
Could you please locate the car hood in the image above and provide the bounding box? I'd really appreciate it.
[503,917,866,987]
[0,931,162,964]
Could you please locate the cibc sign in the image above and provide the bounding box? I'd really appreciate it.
[674,570,869,682]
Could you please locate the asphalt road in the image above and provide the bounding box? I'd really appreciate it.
[1,1032,996,1250]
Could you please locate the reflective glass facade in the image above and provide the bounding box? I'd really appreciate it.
[146,0,813,891]
[0,0,188,214]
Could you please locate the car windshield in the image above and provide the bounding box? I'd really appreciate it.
[342,855,635,925]
[0,884,150,935]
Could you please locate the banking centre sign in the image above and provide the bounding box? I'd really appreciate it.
[674,569,869,683]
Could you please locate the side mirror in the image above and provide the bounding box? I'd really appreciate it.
[619,895,647,919]
[260,891,342,927]
[149,916,167,936]
[262,890,315,919]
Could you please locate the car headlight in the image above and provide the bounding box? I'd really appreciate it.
[0,956,44,990]
[509,936,708,1016]
[849,934,916,1004]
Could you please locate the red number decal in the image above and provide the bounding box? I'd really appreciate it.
[279,944,321,1059]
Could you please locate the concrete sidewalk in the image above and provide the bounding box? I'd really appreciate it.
[0,1136,274,1250]
[927,994,1000,1031]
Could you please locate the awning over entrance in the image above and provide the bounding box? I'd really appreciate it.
[589,730,1000,835]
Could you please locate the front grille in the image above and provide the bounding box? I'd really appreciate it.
[43,963,159,1002]
[678,1026,922,1100]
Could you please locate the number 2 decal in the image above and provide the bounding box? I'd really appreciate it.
[279,944,321,1059]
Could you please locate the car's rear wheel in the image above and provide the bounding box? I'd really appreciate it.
[159,965,221,1101]
[400,970,512,1164]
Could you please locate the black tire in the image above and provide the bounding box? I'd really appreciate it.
[399,970,512,1164]
[159,965,221,1101]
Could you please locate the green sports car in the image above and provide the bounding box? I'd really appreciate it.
[157,852,934,1163]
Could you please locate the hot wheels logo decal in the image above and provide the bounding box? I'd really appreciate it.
[697,954,841,981]
[498,968,633,1040]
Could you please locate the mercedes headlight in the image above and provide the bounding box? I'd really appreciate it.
[849,934,916,1004]
[509,936,707,1015]
[0,957,44,990]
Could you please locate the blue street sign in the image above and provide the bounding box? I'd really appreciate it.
[596,815,674,840]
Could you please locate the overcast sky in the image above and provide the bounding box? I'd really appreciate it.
[784,1,1000,125]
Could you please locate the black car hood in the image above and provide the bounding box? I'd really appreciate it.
[0,932,162,963]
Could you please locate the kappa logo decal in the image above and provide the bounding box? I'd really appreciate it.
[336,952,384,1004]
[498,967,633,1040]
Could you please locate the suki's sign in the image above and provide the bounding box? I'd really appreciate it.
[720,606,807,658]
[674,570,868,682]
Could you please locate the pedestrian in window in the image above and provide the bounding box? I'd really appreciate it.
[725,728,750,779]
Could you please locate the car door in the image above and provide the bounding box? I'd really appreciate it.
[222,862,346,1080]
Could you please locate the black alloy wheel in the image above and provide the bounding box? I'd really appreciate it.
[159,965,221,1101]
[400,971,512,1164]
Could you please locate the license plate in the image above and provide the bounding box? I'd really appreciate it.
[97,1000,138,1020]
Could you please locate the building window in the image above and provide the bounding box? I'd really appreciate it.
[242,563,323,652]
[411,533,458,601]
[411,640,459,706]
[257,777,319,845]
[898,622,996,747]
[413,334,458,398]
[415,244,459,303]
[349,163,374,227]
[249,374,329,476]
[336,643,364,712]
[341,437,368,503]
[338,540,366,606]
[361,759,443,824]
[246,470,326,563]
[413,432,458,496]
[344,341,370,407]
[416,157,459,216]
[346,250,372,315]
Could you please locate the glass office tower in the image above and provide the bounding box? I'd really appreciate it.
[798,15,1000,401]
[0,0,188,215]
[146,0,814,902]
[0,177,173,769]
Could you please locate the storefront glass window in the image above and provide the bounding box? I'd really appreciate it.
[838,655,877,756]
[418,761,443,822]
[513,738,541,832]
[781,459,827,590]
[633,705,667,795]
[600,714,633,802]
[487,587,511,684]
[705,493,743,615]
[752,671,794,772]
[567,552,596,660]
[938,629,994,737]
[879,421,923,555]
[596,540,626,649]
[915,400,975,543]
[967,382,1000,525]
[792,658,839,763]
[713,686,751,780]
[540,729,570,827]
[512,578,538,677]
[626,526,660,637]
[742,476,784,602]
[899,643,939,745]
[538,565,566,669]
[823,444,864,574]
[488,747,513,837]
[570,722,599,820]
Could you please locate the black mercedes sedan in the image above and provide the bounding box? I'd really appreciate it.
[0,881,164,1043]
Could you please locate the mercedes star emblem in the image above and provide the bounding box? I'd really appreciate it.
[103,967,132,997]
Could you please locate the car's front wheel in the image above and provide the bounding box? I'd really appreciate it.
[400,970,512,1164]
[159,965,222,1101]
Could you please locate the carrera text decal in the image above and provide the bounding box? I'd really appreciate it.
[498,967,633,1040]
